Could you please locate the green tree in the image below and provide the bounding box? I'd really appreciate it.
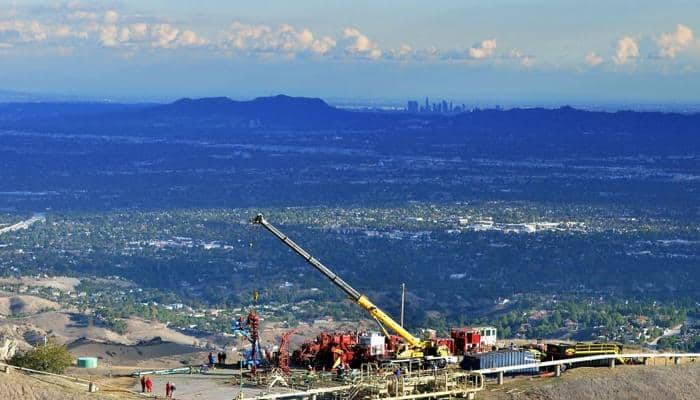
[10,338,74,374]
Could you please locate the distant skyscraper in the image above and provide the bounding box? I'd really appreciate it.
[424,97,429,112]
[407,100,419,113]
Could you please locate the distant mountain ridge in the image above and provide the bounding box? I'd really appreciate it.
[145,94,350,129]
[1,94,700,136]
[163,95,337,115]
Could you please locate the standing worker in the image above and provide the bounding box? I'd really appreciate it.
[140,375,146,392]
[165,381,171,398]
[170,382,176,398]
[145,376,153,393]
[208,352,215,368]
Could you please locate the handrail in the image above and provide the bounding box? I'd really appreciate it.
[472,352,700,374]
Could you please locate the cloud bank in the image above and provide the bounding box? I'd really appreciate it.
[613,36,639,65]
[657,24,694,59]
[0,3,696,75]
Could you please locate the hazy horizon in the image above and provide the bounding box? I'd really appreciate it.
[2,1,700,105]
[2,88,700,113]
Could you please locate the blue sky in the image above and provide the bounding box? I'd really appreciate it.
[1,0,699,105]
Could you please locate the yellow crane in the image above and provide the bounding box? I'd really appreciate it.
[252,214,450,362]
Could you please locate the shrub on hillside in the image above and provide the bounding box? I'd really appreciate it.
[10,338,73,374]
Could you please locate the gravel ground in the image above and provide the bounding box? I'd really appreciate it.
[482,362,700,400]
[0,370,137,400]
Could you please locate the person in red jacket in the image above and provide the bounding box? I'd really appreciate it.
[165,381,172,398]
[145,376,153,393]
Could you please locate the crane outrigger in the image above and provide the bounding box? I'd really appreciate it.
[252,214,450,365]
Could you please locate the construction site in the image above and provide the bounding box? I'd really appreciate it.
[0,214,698,400]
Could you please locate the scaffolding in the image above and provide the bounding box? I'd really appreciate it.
[243,364,484,400]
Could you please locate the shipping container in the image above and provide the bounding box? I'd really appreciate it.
[460,350,538,375]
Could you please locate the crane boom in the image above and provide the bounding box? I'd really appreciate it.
[252,214,423,349]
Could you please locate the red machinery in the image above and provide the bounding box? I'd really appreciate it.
[276,329,297,373]
[293,332,361,370]
[292,332,460,370]
[451,327,482,355]
[437,338,456,355]
[253,214,451,365]
[247,309,261,374]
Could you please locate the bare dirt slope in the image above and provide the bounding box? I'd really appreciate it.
[0,370,135,400]
[68,337,203,368]
[483,363,700,400]
[3,311,202,346]
[123,317,202,346]
[13,311,126,344]
[0,276,81,293]
[0,295,60,316]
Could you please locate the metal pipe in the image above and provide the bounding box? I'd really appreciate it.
[471,352,700,375]
[400,283,405,328]
[252,214,424,348]
[252,214,361,300]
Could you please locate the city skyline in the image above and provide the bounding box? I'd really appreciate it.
[1,1,700,104]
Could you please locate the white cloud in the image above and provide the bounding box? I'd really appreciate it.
[503,48,534,67]
[130,23,149,40]
[118,27,130,43]
[311,36,336,54]
[389,44,413,60]
[31,21,48,41]
[342,27,382,59]
[68,11,98,21]
[220,22,336,56]
[585,51,603,66]
[657,24,693,59]
[104,10,119,25]
[297,28,313,46]
[78,21,100,39]
[613,36,639,65]
[152,24,179,48]
[0,20,48,43]
[178,30,208,47]
[468,39,497,59]
[54,25,72,38]
[99,25,118,47]
[0,6,206,52]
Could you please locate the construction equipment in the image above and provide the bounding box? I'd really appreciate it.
[252,213,451,365]
[275,329,297,374]
[545,342,625,368]
[232,309,266,374]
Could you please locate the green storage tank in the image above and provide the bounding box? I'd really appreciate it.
[77,357,98,369]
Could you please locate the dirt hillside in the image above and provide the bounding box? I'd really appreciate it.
[0,276,81,293]
[0,370,135,400]
[67,337,203,367]
[2,311,202,346]
[0,296,60,316]
[483,363,700,400]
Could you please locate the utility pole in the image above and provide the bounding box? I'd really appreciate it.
[400,283,406,328]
